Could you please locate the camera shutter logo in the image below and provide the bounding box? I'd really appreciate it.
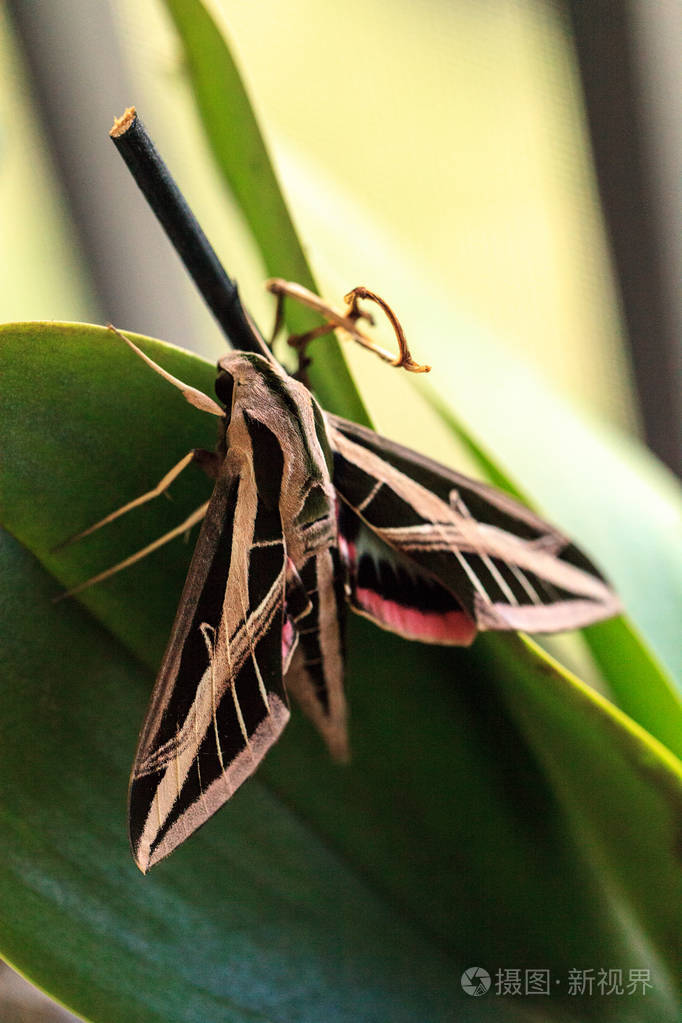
[461,967,491,996]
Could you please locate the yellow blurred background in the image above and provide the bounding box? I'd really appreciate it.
[0,0,636,437]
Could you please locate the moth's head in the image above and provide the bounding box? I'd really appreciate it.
[214,366,235,412]
[215,351,293,415]
[216,351,258,411]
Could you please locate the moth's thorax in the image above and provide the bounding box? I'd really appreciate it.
[216,351,336,566]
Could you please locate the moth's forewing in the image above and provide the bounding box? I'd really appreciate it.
[129,353,347,872]
[128,463,290,873]
[328,415,620,635]
[224,356,349,762]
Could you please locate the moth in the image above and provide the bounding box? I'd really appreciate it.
[64,284,620,872]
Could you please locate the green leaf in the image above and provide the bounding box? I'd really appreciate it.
[584,617,682,763]
[0,324,464,1022]
[0,531,468,1023]
[162,0,367,424]
[491,633,682,990]
[2,323,681,1021]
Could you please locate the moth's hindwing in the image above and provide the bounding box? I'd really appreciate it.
[328,414,620,636]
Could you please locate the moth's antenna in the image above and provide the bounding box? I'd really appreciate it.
[110,108,272,362]
[106,324,224,416]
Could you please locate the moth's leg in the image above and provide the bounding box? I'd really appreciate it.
[54,449,220,551]
[287,324,336,384]
[342,287,431,372]
[108,325,224,417]
[54,500,210,601]
[287,322,337,354]
[265,279,367,380]
[264,278,430,373]
[268,286,286,346]
[266,278,374,328]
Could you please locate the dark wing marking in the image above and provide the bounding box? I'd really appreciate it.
[284,548,349,761]
[328,416,620,634]
[128,468,289,873]
[337,501,476,645]
[282,557,312,673]
[329,414,579,551]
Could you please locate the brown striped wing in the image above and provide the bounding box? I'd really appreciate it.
[128,468,290,873]
[328,415,620,635]
[284,549,349,762]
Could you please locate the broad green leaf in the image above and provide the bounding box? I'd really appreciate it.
[491,633,682,991]
[0,324,484,1022]
[584,617,682,759]
[162,0,367,424]
[2,323,681,1021]
[0,530,467,1023]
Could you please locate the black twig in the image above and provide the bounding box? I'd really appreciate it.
[109,107,270,359]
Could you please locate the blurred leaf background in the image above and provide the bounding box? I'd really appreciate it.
[1,1,681,1021]
[0,0,647,421]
